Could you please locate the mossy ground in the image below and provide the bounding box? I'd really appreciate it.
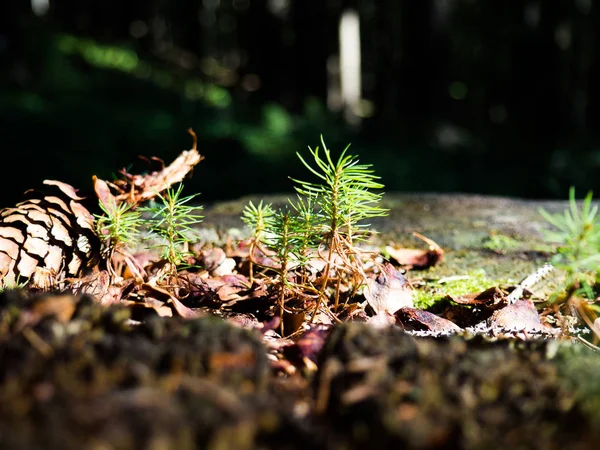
[202,192,568,307]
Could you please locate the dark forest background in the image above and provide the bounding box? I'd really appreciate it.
[2,1,600,207]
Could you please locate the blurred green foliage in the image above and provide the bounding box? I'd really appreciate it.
[4,2,600,209]
[0,30,348,207]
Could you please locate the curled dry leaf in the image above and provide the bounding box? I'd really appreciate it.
[436,286,508,328]
[488,300,554,336]
[195,247,236,277]
[385,232,444,270]
[93,176,119,212]
[206,276,272,307]
[142,283,202,319]
[365,262,413,315]
[198,247,227,273]
[449,286,506,308]
[395,307,462,334]
[215,283,246,302]
[97,129,204,206]
[203,274,252,302]
[72,270,134,306]
[121,299,171,320]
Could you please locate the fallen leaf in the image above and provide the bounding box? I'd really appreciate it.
[110,129,203,205]
[365,262,413,314]
[395,307,462,334]
[385,232,444,269]
[93,176,119,212]
[142,283,202,319]
[449,286,506,307]
[212,258,236,277]
[282,325,331,371]
[198,247,227,272]
[488,300,553,336]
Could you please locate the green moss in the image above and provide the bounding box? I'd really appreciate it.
[482,233,522,254]
[413,268,506,309]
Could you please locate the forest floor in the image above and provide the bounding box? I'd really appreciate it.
[1,192,600,449]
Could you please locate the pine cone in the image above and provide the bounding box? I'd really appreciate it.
[0,180,100,287]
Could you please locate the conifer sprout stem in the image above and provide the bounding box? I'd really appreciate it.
[276,211,291,335]
[241,201,274,285]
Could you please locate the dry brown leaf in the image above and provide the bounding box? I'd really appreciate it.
[72,271,133,306]
[142,283,202,319]
[197,248,236,277]
[121,299,172,318]
[449,286,506,307]
[93,176,119,211]
[385,232,444,269]
[198,247,227,272]
[488,300,552,336]
[395,307,462,333]
[98,129,204,206]
[365,262,413,314]
[282,325,331,371]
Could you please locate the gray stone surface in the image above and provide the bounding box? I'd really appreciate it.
[198,192,578,285]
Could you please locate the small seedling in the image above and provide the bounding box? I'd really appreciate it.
[142,183,204,276]
[0,274,28,293]
[95,199,143,277]
[243,199,319,334]
[241,200,274,283]
[540,187,600,333]
[288,194,321,284]
[293,136,388,314]
[265,207,311,334]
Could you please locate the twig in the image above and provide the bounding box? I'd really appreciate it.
[506,263,554,304]
[576,335,600,352]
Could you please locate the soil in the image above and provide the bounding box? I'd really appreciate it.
[1,193,600,449]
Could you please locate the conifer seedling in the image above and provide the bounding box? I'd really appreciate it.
[95,199,143,278]
[243,199,318,334]
[241,200,275,284]
[540,187,600,332]
[292,136,388,316]
[265,207,311,334]
[141,183,204,277]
